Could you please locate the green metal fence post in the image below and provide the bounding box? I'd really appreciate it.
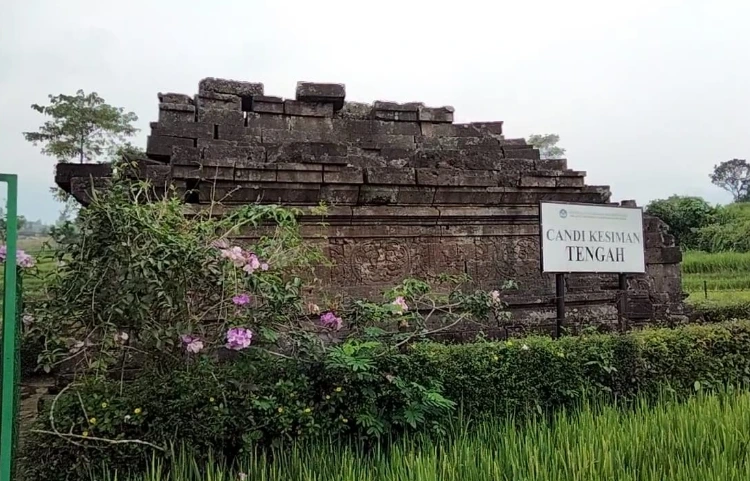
[0,173,19,481]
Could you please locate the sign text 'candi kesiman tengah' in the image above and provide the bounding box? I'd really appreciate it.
[540,202,645,274]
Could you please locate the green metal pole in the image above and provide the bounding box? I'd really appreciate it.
[0,174,19,481]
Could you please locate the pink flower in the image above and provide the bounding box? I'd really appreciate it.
[247,254,261,270]
[392,296,409,314]
[225,327,253,350]
[232,293,251,306]
[238,473,247,481]
[181,334,204,354]
[320,311,343,330]
[260,262,269,271]
[22,313,34,328]
[0,245,35,268]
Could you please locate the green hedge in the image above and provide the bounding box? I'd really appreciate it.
[23,320,750,480]
[691,300,750,323]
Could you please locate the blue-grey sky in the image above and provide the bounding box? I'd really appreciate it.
[1,0,747,222]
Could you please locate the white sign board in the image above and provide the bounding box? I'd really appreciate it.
[540,202,645,273]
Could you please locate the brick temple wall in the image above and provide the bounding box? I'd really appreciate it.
[56,78,688,334]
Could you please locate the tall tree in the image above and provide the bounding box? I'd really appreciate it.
[527,133,566,160]
[710,159,750,202]
[23,90,139,164]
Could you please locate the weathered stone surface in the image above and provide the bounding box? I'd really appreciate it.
[418,106,454,123]
[284,100,333,118]
[146,135,195,159]
[366,168,416,185]
[252,95,284,114]
[198,108,245,125]
[296,82,346,110]
[158,92,193,105]
[196,91,242,110]
[324,167,364,184]
[151,122,214,140]
[199,77,264,97]
[158,103,196,125]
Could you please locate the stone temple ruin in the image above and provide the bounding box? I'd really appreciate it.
[56,78,687,335]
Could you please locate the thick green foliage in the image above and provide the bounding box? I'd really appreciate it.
[23,320,750,480]
[645,196,716,249]
[695,203,750,252]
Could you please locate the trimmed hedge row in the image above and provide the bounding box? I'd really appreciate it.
[23,320,750,480]
[691,300,750,323]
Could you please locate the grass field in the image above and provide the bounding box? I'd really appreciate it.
[682,251,750,304]
[96,390,750,481]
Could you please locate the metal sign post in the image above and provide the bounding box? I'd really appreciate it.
[0,174,19,481]
[555,273,565,338]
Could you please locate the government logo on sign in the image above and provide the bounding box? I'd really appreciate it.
[559,209,568,219]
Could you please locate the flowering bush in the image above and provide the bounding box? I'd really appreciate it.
[21,172,517,480]
[0,244,35,268]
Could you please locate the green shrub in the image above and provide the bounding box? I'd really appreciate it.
[23,320,750,480]
[689,299,750,323]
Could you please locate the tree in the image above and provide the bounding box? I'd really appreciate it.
[710,159,750,202]
[23,90,139,164]
[527,133,566,159]
[645,196,716,249]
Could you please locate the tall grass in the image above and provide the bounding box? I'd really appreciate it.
[96,390,750,481]
[682,250,750,274]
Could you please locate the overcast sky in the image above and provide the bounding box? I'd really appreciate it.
[1,0,748,221]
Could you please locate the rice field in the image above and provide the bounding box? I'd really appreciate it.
[96,390,750,481]
[682,251,750,300]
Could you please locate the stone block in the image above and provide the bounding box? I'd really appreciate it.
[277,167,323,183]
[321,185,360,204]
[147,135,195,159]
[197,108,245,126]
[336,102,372,119]
[420,123,479,138]
[259,183,321,204]
[373,101,423,112]
[216,124,262,143]
[470,121,504,134]
[499,159,536,171]
[296,82,346,110]
[347,134,416,150]
[246,114,288,131]
[284,100,333,117]
[158,103,196,125]
[556,176,584,188]
[432,187,508,205]
[196,91,242,110]
[172,164,202,179]
[199,77,264,97]
[170,146,201,165]
[366,168,416,185]
[646,247,682,265]
[416,169,498,187]
[373,110,419,122]
[235,165,277,182]
[324,167,364,184]
[418,106,455,123]
[252,95,284,114]
[358,185,399,204]
[288,116,334,134]
[158,92,193,105]
[152,122,214,139]
[503,146,541,160]
[519,175,557,188]
[397,186,436,204]
[536,159,568,170]
[203,143,265,165]
[203,166,235,181]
